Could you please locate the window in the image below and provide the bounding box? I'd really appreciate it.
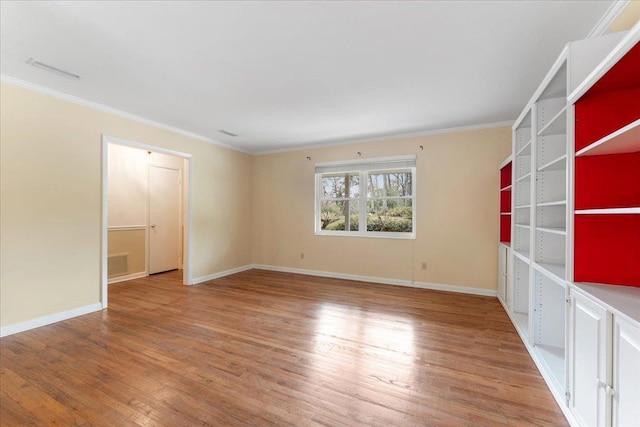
[315,156,416,238]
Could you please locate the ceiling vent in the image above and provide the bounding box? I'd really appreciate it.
[218,129,238,137]
[26,58,80,80]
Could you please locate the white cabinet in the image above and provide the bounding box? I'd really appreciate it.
[568,289,610,427]
[498,243,511,306]
[612,315,640,427]
[568,284,640,427]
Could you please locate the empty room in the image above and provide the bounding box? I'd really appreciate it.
[1,1,639,426]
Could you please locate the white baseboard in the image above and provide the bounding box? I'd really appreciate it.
[411,280,497,297]
[252,264,496,297]
[191,264,254,284]
[0,302,103,338]
[108,271,148,284]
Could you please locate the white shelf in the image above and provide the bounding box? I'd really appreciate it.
[515,224,531,229]
[536,344,565,389]
[537,154,567,172]
[576,119,640,157]
[575,207,640,215]
[537,200,567,207]
[500,185,512,191]
[516,172,532,183]
[536,262,566,282]
[514,250,531,262]
[572,282,640,325]
[536,226,567,236]
[515,204,531,209]
[537,107,567,137]
[513,312,530,336]
[516,140,532,156]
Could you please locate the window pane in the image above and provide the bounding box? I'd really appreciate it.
[320,200,359,231]
[321,173,359,199]
[366,199,412,232]
[367,171,412,197]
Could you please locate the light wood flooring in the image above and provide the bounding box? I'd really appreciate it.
[0,269,568,426]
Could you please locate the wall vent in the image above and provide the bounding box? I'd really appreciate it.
[108,253,129,277]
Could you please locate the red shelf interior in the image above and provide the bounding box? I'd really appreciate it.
[575,152,640,210]
[575,42,640,152]
[585,41,640,95]
[500,189,512,213]
[500,162,512,189]
[500,215,511,244]
[575,88,640,152]
[574,214,640,287]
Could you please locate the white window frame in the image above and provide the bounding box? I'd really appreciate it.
[314,155,416,239]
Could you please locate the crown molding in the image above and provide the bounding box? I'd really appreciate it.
[254,120,514,156]
[0,74,250,154]
[586,0,630,38]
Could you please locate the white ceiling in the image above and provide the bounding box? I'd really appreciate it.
[0,1,617,153]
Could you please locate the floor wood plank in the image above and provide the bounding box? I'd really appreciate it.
[0,269,568,426]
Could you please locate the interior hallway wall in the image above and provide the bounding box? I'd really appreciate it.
[0,82,253,327]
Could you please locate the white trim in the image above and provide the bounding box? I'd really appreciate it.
[254,121,514,156]
[1,75,513,157]
[101,140,109,307]
[411,281,497,297]
[586,0,630,39]
[0,303,103,338]
[108,271,148,285]
[108,225,146,231]
[192,265,254,284]
[0,75,248,154]
[315,154,416,169]
[252,264,497,296]
[575,207,640,215]
[570,21,640,103]
[499,155,513,169]
[102,135,194,304]
[513,46,569,130]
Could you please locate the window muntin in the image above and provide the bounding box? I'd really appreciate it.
[316,163,415,238]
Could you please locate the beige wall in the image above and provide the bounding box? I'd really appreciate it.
[0,82,253,327]
[252,127,511,290]
[1,81,509,329]
[107,229,146,277]
[610,2,639,32]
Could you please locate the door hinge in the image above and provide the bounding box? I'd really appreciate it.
[566,296,572,305]
[565,389,571,405]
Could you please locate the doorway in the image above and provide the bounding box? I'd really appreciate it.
[101,135,193,308]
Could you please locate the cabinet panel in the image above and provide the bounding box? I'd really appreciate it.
[569,291,610,427]
[498,244,507,303]
[612,315,640,427]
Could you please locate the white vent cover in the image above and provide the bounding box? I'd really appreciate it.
[108,253,129,277]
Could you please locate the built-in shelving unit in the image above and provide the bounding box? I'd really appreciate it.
[500,159,512,245]
[498,157,513,307]
[501,29,631,427]
[572,37,640,288]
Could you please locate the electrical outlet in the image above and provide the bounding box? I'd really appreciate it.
[300,253,305,260]
[421,262,427,270]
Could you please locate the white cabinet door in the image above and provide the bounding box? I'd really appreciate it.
[612,315,640,427]
[569,290,610,427]
[498,245,507,304]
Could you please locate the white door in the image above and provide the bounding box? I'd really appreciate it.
[569,290,610,427]
[149,166,180,274]
[612,315,640,427]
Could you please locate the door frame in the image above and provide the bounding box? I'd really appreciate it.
[101,135,193,309]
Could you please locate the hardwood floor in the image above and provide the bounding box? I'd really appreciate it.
[0,269,568,426]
